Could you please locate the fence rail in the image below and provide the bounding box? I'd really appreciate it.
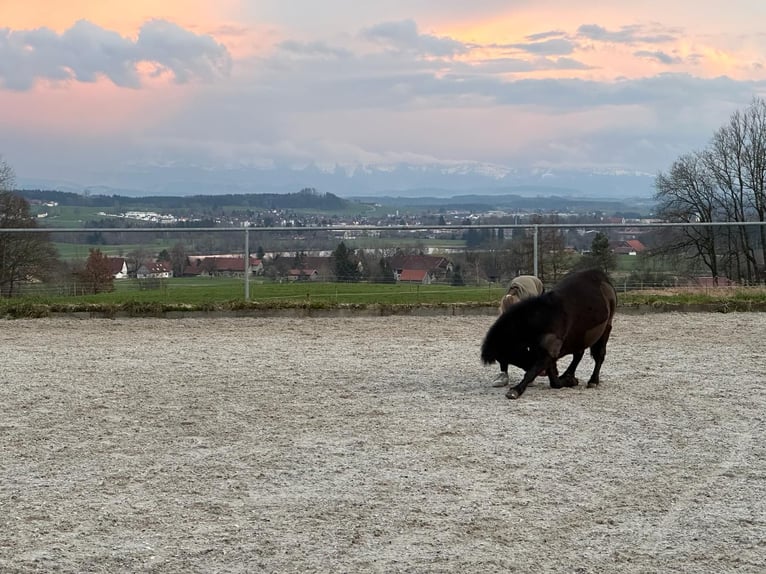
[4,221,766,299]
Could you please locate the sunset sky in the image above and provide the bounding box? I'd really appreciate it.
[2,1,766,193]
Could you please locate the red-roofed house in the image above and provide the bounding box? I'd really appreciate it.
[184,256,263,277]
[388,253,452,283]
[288,268,319,281]
[613,239,647,255]
[397,269,433,284]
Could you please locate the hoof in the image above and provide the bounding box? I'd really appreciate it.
[561,374,580,387]
[586,381,599,388]
[492,373,510,388]
[506,388,520,400]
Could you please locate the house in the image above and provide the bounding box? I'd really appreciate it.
[136,261,173,279]
[613,239,647,256]
[287,268,319,281]
[269,256,334,280]
[397,269,433,284]
[388,254,453,283]
[186,256,263,277]
[107,257,129,279]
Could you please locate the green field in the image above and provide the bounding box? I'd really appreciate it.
[33,205,107,228]
[52,241,178,260]
[1,277,508,316]
[4,276,766,318]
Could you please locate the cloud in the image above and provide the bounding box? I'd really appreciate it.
[505,38,576,56]
[275,39,353,61]
[0,19,231,90]
[5,12,766,185]
[577,24,677,45]
[469,56,592,75]
[525,30,567,42]
[360,19,469,57]
[134,20,232,82]
[490,74,760,109]
[634,50,682,65]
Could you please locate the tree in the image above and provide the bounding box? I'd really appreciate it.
[654,97,766,283]
[0,159,59,297]
[705,117,759,282]
[80,248,114,294]
[375,257,396,284]
[125,246,152,277]
[654,152,723,280]
[590,232,616,273]
[170,242,187,277]
[536,215,571,282]
[449,264,465,286]
[576,232,615,274]
[332,241,360,282]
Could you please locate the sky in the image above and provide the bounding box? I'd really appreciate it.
[2,0,766,193]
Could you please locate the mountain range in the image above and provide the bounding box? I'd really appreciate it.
[18,162,657,201]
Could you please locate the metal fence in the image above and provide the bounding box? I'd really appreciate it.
[4,221,766,299]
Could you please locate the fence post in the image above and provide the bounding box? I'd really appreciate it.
[533,225,539,277]
[244,227,250,301]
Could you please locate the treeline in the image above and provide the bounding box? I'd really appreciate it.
[17,187,350,211]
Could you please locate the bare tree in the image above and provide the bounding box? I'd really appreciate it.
[536,215,573,281]
[125,246,153,277]
[0,159,59,296]
[654,152,724,281]
[170,242,188,277]
[741,98,766,264]
[705,115,759,282]
[656,98,766,283]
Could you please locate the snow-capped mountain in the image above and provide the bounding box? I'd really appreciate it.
[18,161,656,199]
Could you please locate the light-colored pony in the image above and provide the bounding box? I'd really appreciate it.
[498,275,544,314]
[493,275,544,387]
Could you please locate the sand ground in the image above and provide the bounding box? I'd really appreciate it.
[1,313,765,573]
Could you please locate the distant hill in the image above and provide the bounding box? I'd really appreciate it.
[17,188,350,211]
[358,193,655,214]
[17,186,655,217]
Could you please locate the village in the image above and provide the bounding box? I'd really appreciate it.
[101,222,655,287]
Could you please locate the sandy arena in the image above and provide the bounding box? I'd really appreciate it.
[1,312,765,573]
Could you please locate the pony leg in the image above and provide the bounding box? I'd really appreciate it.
[560,350,585,387]
[545,359,563,388]
[587,325,612,388]
[507,358,549,399]
[492,363,510,387]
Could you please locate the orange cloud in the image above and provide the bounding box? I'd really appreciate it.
[5,1,235,34]
[1,2,246,135]
[6,0,263,60]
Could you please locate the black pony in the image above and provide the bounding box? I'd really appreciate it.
[481,269,617,400]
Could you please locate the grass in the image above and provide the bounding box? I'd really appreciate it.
[34,206,107,228]
[1,278,508,318]
[3,278,766,318]
[618,286,766,311]
[52,241,177,260]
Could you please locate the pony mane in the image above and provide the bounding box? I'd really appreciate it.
[482,293,556,365]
